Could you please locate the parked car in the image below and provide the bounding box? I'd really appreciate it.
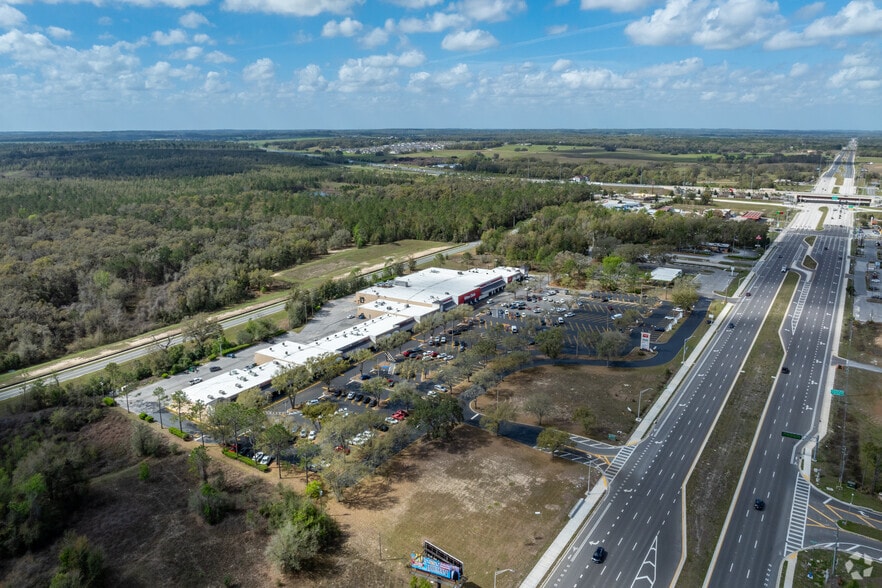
[209,366,222,372]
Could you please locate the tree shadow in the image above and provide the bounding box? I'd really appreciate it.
[341,477,399,511]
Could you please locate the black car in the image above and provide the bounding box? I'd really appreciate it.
[728,322,735,329]
[754,499,765,511]
[354,393,364,402]
[592,546,607,563]
[781,367,790,374]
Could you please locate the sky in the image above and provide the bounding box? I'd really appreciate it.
[0,0,881,131]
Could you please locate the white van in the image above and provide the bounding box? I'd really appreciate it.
[511,325,519,333]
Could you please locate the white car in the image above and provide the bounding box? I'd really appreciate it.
[307,430,317,440]
[564,312,575,318]
[385,416,399,425]
[434,384,448,392]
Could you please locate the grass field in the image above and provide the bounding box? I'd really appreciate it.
[273,240,448,287]
[793,548,882,587]
[490,363,671,442]
[679,271,797,586]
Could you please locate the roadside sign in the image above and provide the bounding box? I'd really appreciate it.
[831,389,845,396]
[782,431,803,440]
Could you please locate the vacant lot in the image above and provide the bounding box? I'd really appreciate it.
[491,363,670,441]
[1,411,588,588]
[340,425,588,588]
[274,240,448,287]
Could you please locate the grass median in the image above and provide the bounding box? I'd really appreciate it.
[678,271,797,586]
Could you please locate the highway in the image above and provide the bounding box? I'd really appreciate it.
[0,241,479,402]
[538,144,861,587]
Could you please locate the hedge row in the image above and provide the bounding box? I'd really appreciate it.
[221,449,270,473]
[169,427,193,441]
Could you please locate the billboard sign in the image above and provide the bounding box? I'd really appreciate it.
[640,331,651,351]
[410,554,462,581]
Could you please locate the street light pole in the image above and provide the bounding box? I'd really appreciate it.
[494,568,515,588]
[682,335,695,365]
[637,387,652,422]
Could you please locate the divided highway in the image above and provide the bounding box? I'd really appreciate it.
[539,206,847,587]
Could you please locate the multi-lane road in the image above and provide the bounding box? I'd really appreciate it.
[539,144,869,587]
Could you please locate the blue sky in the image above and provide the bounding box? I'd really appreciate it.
[0,0,880,131]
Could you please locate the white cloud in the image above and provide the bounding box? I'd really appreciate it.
[441,29,498,51]
[398,12,469,33]
[322,17,363,38]
[546,24,569,35]
[560,67,632,89]
[580,0,655,12]
[170,46,203,60]
[829,52,879,88]
[332,50,424,92]
[360,27,390,48]
[551,59,571,72]
[221,0,361,17]
[789,62,809,77]
[192,33,213,44]
[0,4,26,29]
[203,70,230,93]
[98,17,113,27]
[152,29,188,46]
[205,50,235,63]
[433,63,471,87]
[458,0,527,22]
[46,26,73,40]
[179,11,210,28]
[297,63,327,92]
[626,0,784,50]
[113,0,213,6]
[639,56,703,77]
[143,61,199,90]
[242,57,275,83]
[767,1,882,50]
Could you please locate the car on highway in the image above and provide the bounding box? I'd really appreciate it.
[745,292,751,297]
[781,366,790,374]
[754,499,765,511]
[728,322,735,329]
[592,546,607,563]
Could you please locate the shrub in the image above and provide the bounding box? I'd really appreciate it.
[189,482,231,524]
[138,412,148,420]
[221,448,269,472]
[138,461,150,481]
[144,415,155,423]
[169,427,192,441]
[131,422,166,457]
[102,397,115,407]
[50,533,104,588]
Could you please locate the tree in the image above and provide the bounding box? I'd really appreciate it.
[409,395,463,440]
[525,393,553,426]
[237,387,270,410]
[182,313,223,357]
[188,399,207,447]
[261,423,293,479]
[152,386,167,429]
[573,406,594,435]
[535,327,564,359]
[362,376,387,405]
[670,279,699,310]
[170,390,189,431]
[590,329,630,366]
[272,364,312,410]
[188,446,211,483]
[307,353,349,393]
[481,402,517,436]
[296,442,322,483]
[350,348,373,376]
[209,401,249,453]
[51,532,104,588]
[536,427,571,458]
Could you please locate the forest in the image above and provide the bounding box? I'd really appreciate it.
[0,141,594,371]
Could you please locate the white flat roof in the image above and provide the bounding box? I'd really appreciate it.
[359,299,438,319]
[651,267,683,282]
[357,266,521,306]
[182,361,285,406]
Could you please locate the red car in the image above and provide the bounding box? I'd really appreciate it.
[334,445,351,454]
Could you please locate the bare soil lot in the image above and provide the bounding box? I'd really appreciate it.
[2,411,588,588]
[490,364,669,440]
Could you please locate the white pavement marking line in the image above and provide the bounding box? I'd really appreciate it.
[785,473,811,554]
[630,533,658,588]
[605,446,635,481]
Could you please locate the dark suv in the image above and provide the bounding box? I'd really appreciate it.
[592,546,607,563]
[754,499,765,511]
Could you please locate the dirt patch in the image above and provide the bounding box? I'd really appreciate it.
[488,364,669,441]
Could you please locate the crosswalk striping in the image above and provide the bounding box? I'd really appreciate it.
[785,473,811,553]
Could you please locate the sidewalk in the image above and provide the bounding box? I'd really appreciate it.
[519,297,737,587]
